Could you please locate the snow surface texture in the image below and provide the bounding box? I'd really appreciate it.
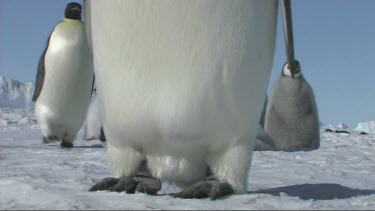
[0,76,35,110]
[0,108,39,131]
[1,108,375,209]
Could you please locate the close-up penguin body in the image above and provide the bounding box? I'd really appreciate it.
[85,0,278,199]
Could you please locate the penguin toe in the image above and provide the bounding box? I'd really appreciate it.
[170,181,210,199]
[42,135,59,143]
[89,160,161,194]
[89,177,119,192]
[42,137,50,143]
[208,181,234,200]
[170,178,233,200]
[89,174,161,195]
[109,176,138,193]
[133,176,162,195]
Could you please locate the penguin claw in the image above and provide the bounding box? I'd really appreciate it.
[132,176,162,195]
[42,136,59,143]
[89,174,161,195]
[89,177,119,192]
[170,178,233,200]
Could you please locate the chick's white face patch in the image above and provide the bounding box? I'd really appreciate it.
[283,63,302,78]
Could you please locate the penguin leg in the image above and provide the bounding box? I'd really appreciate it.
[205,143,251,194]
[171,142,251,200]
[89,144,161,195]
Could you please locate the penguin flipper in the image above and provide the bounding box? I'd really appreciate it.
[90,74,95,98]
[32,34,52,102]
[259,95,268,128]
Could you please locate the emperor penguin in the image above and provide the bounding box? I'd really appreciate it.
[33,2,94,148]
[264,61,320,151]
[86,0,278,199]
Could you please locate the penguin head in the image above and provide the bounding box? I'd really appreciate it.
[65,2,82,20]
[282,60,302,78]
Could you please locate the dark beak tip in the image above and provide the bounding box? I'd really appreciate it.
[71,7,81,12]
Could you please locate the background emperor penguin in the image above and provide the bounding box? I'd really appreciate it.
[33,2,94,148]
[86,0,278,199]
[83,89,103,140]
[265,61,320,151]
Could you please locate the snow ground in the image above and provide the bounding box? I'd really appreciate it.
[1,109,375,210]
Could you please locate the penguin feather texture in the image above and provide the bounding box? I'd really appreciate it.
[87,0,278,193]
[265,64,320,151]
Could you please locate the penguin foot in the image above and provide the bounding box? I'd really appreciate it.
[170,176,233,200]
[60,140,73,148]
[89,169,161,195]
[42,135,59,143]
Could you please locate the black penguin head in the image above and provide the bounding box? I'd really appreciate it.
[64,2,82,20]
[282,60,301,78]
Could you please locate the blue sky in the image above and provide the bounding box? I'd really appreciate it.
[0,0,374,128]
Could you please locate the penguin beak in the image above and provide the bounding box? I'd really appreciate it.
[289,60,296,79]
[71,6,82,13]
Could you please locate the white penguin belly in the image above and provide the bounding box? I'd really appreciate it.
[92,1,277,150]
[36,21,93,135]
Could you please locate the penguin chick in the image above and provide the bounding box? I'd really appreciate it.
[265,61,320,151]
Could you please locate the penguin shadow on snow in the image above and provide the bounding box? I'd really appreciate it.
[73,144,104,149]
[248,183,375,200]
[42,142,104,149]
